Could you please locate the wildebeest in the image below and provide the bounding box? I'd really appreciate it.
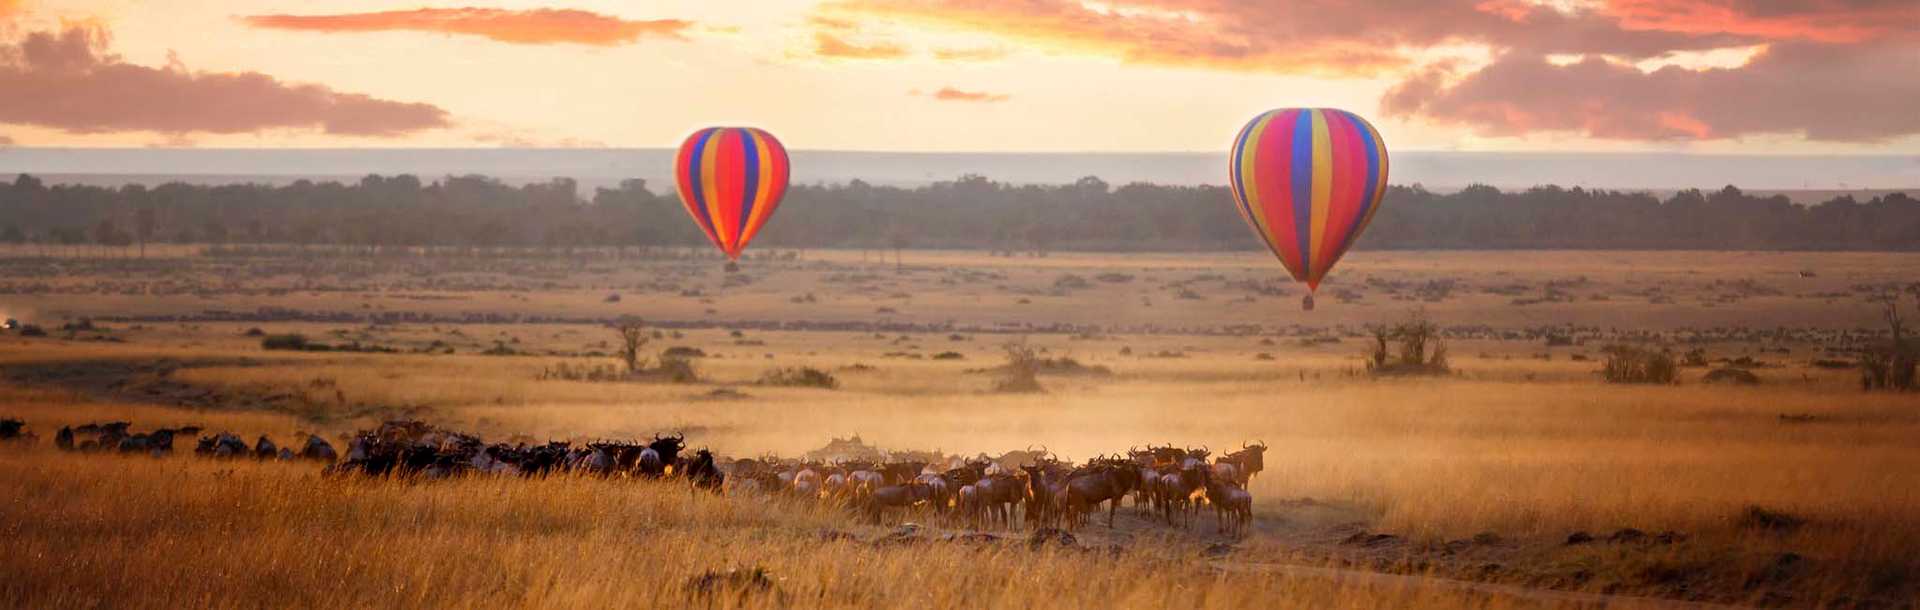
[116,428,177,457]
[864,482,931,523]
[637,433,686,477]
[254,436,279,460]
[197,432,249,458]
[681,448,725,492]
[300,435,338,462]
[1214,441,1268,487]
[1202,468,1253,537]
[0,418,28,442]
[1059,458,1142,531]
[55,426,74,450]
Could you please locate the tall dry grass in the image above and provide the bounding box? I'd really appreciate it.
[1,446,1567,610]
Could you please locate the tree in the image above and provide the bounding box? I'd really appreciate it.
[135,205,156,258]
[92,220,118,257]
[0,225,23,245]
[613,318,650,375]
[1862,294,1917,391]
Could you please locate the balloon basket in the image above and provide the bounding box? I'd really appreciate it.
[724,262,740,273]
[1302,294,1315,311]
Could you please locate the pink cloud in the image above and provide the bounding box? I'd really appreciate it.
[0,25,451,137]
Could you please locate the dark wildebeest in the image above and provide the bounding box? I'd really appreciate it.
[197,432,249,458]
[637,433,685,477]
[1061,458,1141,531]
[117,429,176,457]
[55,426,74,451]
[254,436,279,460]
[301,435,338,462]
[682,448,725,492]
[0,418,26,441]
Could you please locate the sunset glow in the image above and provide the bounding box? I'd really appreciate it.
[1,0,1915,152]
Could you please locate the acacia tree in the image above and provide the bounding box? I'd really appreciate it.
[613,318,649,375]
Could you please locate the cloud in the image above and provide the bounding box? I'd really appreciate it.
[931,46,1007,61]
[832,0,1920,141]
[813,31,908,59]
[1384,41,1920,141]
[0,25,450,137]
[0,133,13,146]
[242,7,691,46]
[922,87,1008,103]
[0,0,19,19]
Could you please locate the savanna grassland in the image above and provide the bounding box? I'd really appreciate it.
[2,247,1918,609]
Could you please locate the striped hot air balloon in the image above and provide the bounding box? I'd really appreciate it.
[1227,108,1389,310]
[674,127,791,268]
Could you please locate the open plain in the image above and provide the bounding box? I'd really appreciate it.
[3,247,1917,609]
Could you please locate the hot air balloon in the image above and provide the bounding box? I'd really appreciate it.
[674,127,791,271]
[1227,108,1388,310]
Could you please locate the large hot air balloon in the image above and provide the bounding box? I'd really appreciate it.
[674,127,791,271]
[1227,108,1388,310]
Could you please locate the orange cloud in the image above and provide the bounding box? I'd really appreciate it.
[0,0,20,19]
[1602,0,1920,44]
[931,46,1007,61]
[242,7,691,46]
[925,87,1008,103]
[813,31,908,59]
[0,133,13,146]
[0,25,450,137]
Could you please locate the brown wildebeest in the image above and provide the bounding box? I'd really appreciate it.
[864,482,930,523]
[1061,458,1141,531]
[1202,468,1254,537]
[1215,441,1268,487]
[55,426,74,450]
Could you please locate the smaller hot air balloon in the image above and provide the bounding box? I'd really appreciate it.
[674,127,791,271]
[1227,108,1389,310]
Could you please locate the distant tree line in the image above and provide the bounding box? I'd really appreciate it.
[0,173,1915,255]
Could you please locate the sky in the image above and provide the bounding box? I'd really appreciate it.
[0,0,1917,153]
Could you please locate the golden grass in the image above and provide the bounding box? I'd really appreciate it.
[3,444,1575,610]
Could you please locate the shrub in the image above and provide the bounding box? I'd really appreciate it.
[1600,345,1677,384]
[932,351,965,360]
[653,354,701,383]
[662,346,708,359]
[1702,368,1761,385]
[993,343,1045,393]
[759,366,839,389]
[18,325,47,337]
[261,334,310,351]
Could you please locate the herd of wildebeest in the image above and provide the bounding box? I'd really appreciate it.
[1,417,1263,536]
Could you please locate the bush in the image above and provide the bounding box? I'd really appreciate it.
[662,346,708,359]
[261,334,310,351]
[932,351,965,360]
[758,366,839,389]
[993,343,1045,393]
[1702,368,1761,385]
[18,325,47,337]
[652,354,702,383]
[1601,345,1677,384]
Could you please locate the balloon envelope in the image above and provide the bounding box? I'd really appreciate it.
[674,127,791,261]
[1227,108,1388,292]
